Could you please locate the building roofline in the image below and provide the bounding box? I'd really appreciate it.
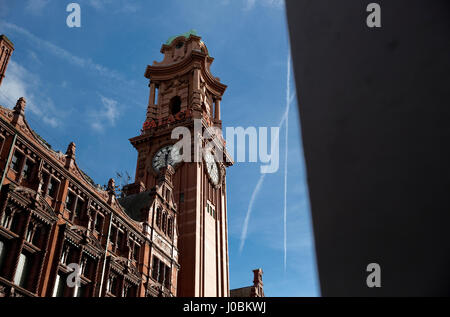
[0,34,15,48]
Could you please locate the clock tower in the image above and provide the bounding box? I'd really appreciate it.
[128,32,233,297]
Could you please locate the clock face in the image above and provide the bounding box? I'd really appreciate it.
[152,145,182,172]
[204,151,219,185]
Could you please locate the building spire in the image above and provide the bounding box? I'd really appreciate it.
[0,34,14,88]
[11,97,26,127]
[66,142,76,158]
[14,97,26,115]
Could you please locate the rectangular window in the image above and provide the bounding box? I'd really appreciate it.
[60,245,70,264]
[14,252,31,288]
[117,230,123,248]
[152,257,159,280]
[22,159,34,180]
[26,226,33,243]
[95,213,104,233]
[107,275,117,295]
[74,284,86,297]
[158,260,165,284]
[168,218,173,239]
[133,243,140,261]
[156,208,161,228]
[206,201,216,219]
[165,189,171,201]
[52,273,65,297]
[41,172,50,193]
[162,213,167,234]
[155,85,159,104]
[151,256,170,286]
[165,266,171,288]
[0,240,6,272]
[116,230,124,256]
[10,151,23,172]
[1,212,12,229]
[0,136,4,154]
[65,191,76,212]
[10,213,20,233]
[32,227,41,246]
[127,285,136,297]
[47,178,59,199]
[83,257,94,280]
[110,225,117,248]
[122,285,129,297]
[75,198,84,217]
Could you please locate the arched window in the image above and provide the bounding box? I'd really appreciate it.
[168,218,173,239]
[162,212,167,234]
[156,208,162,228]
[169,96,181,115]
[176,41,184,49]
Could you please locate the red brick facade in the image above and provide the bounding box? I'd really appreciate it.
[131,33,233,297]
[0,32,229,297]
[0,35,14,88]
[230,269,265,297]
[0,93,180,297]
[0,32,265,298]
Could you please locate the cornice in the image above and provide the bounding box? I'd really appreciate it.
[145,51,227,95]
[0,106,145,236]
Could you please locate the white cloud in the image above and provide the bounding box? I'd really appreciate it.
[89,95,120,132]
[27,50,42,65]
[264,0,284,7]
[243,0,257,11]
[100,95,119,125]
[0,21,143,111]
[43,116,59,128]
[0,22,124,82]
[0,60,61,128]
[25,0,50,14]
[0,61,28,105]
[83,0,139,13]
[243,0,284,11]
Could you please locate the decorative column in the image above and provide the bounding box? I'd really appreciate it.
[190,66,203,119]
[146,82,157,122]
[214,98,221,121]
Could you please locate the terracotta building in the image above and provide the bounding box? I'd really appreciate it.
[0,35,14,88]
[0,32,240,297]
[230,269,265,297]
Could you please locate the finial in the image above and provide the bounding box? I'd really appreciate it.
[107,178,116,195]
[14,97,26,115]
[253,268,263,286]
[158,165,175,182]
[66,142,76,158]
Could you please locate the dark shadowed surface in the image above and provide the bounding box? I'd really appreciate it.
[286,0,450,296]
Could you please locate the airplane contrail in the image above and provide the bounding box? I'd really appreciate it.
[239,52,294,254]
[283,52,291,271]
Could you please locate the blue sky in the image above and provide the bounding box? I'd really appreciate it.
[0,0,319,297]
